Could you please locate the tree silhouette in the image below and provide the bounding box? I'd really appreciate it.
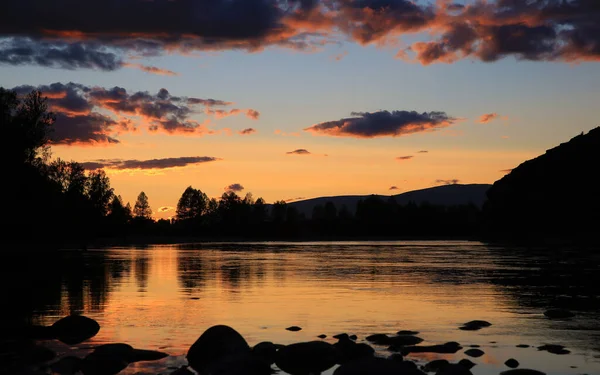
[86,170,114,217]
[176,186,208,221]
[133,192,152,219]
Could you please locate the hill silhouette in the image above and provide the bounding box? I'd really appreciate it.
[484,127,600,242]
[284,184,492,218]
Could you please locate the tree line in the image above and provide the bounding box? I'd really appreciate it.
[3,87,482,247]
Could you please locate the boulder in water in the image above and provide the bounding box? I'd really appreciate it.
[334,356,424,375]
[505,358,519,368]
[51,315,100,345]
[252,342,278,365]
[464,348,484,358]
[275,341,338,375]
[537,344,570,355]
[457,359,476,369]
[286,326,302,332]
[403,342,463,355]
[422,359,449,372]
[435,363,473,375]
[458,320,491,331]
[186,325,251,373]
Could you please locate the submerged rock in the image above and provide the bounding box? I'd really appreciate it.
[505,358,520,368]
[537,344,570,355]
[422,359,449,372]
[458,320,491,331]
[397,330,420,335]
[275,341,338,375]
[516,344,530,348]
[543,309,575,319]
[51,315,100,345]
[252,342,278,365]
[463,348,484,358]
[435,363,473,375]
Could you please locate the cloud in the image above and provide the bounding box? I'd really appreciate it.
[245,109,260,120]
[286,149,311,155]
[2,0,597,70]
[478,113,500,124]
[12,83,259,144]
[225,183,245,192]
[123,63,178,76]
[417,150,428,153]
[238,128,257,135]
[396,156,413,161]
[435,179,460,185]
[159,206,174,213]
[500,169,512,174]
[305,110,455,138]
[81,156,220,170]
[331,51,348,61]
[389,186,399,190]
[285,197,306,202]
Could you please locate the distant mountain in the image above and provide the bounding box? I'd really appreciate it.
[284,183,492,218]
[484,127,600,241]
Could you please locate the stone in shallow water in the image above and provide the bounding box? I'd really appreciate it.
[397,330,420,335]
[186,325,251,374]
[537,344,570,355]
[403,342,463,355]
[458,320,491,331]
[422,359,449,372]
[317,334,327,339]
[516,344,529,348]
[464,348,484,358]
[252,342,278,365]
[334,356,424,375]
[276,341,338,375]
[505,358,519,368]
[286,326,302,332]
[51,315,100,345]
[457,359,476,369]
[435,363,473,375]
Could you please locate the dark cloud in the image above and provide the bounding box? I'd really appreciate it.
[285,197,306,202]
[500,169,512,174]
[159,206,174,213]
[402,0,600,64]
[238,128,257,135]
[225,183,245,192]
[478,113,500,124]
[286,149,311,155]
[389,186,399,190]
[2,0,596,69]
[435,179,460,185]
[417,150,428,153]
[12,83,259,143]
[396,156,413,161]
[80,156,220,170]
[305,110,455,138]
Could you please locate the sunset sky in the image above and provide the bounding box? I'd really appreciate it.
[1,0,598,218]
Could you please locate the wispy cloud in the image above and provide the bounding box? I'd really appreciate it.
[478,113,500,124]
[238,128,257,135]
[305,110,456,138]
[417,150,428,153]
[286,149,311,155]
[389,186,399,190]
[159,206,174,213]
[434,179,460,185]
[396,156,413,161]
[81,156,220,170]
[225,183,244,192]
[123,63,178,76]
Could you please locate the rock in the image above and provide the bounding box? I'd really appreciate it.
[387,335,424,346]
[317,334,327,339]
[459,320,491,331]
[207,353,274,375]
[457,359,476,369]
[51,315,100,345]
[365,333,391,345]
[537,344,570,355]
[186,325,251,374]
[130,348,169,362]
[397,330,420,335]
[516,344,529,348]
[334,340,374,363]
[464,348,484,358]
[403,342,463,355]
[333,333,349,340]
[505,358,520,368]
[468,345,480,348]
[286,326,302,332]
[543,309,575,319]
[435,363,473,375]
[334,356,424,375]
[422,359,449,372]
[50,356,83,375]
[275,341,338,375]
[349,335,357,341]
[388,353,403,362]
[499,370,546,375]
[80,349,130,375]
[252,342,278,365]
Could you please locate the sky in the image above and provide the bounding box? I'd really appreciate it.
[1,0,599,219]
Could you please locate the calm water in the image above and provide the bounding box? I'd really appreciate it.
[5,241,600,375]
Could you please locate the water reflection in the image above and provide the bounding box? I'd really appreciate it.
[3,242,600,375]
